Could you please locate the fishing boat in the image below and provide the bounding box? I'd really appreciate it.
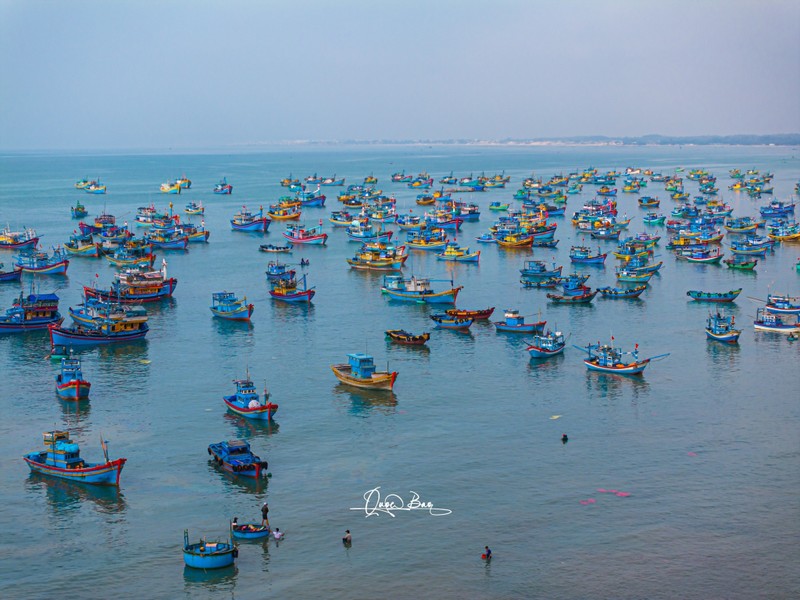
[547,289,597,304]
[475,233,498,244]
[48,344,70,362]
[84,181,106,194]
[71,200,88,219]
[723,257,757,270]
[675,247,723,264]
[160,181,181,194]
[208,439,268,478]
[765,294,800,315]
[68,297,148,328]
[231,522,270,540]
[597,285,647,299]
[210,291,254,321]
[64,233,99,257]
[280,175,299,188]
[48,317,149,346]
[347,242,408,271]
[23,430,126,486]
[753,307,800,333]
[430,314,474,330]
[569,245,607,264]
[705,312,741,343]
[55,355,91,400]
[525,330,566,358]
[0,291,62,332]
[269,274,315,303]
[265,261,296,282]
[14,247,69,275]
[320,175,345,186]
[0,262,22,282]
[346,222,393,243]
[576,341,657,375]
[231,206,270,232]
[686,289,742,302]
[520,260,562,280]
[84,260,177,303]
[489,201,510,211]
[104,246,156,268]
[493,309,545,334]
[213,177,233,194]
[184,201,204,215]
[615,269,653,284]
[259,244,292,253]
[267,204,302,220]
[642,213,666,225]
[183,530,237,569]
[0,227,39,251]
[444,307,496,320]
[496,233,534,248]
[223,373,278,420]
[381,274,462,304]
[143,230,189,250]
[637,196,660,207]
[384,329,430,345]
[331,353,397,390]
[436,243,480,262]
[283,224,328,245]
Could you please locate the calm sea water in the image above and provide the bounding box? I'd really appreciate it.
[0,145,798,599]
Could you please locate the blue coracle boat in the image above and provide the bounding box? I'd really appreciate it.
[183,530,237,569]
[23,430,126,486]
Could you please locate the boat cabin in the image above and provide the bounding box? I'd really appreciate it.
[503,310,524,326]
[43,431,85,469]
[225,440,252,455]
[348,353,376,379]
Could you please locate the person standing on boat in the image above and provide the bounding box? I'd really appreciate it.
[261,502,269,527]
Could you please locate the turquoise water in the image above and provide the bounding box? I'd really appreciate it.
[0,145,798,599]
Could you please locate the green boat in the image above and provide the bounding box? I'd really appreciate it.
[723,258,757,271]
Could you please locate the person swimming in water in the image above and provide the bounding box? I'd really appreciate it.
[562,433,569,444]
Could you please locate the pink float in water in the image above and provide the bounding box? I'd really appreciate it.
[687,452,697,457]
[615,492,631,497]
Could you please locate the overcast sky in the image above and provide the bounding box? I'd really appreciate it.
[1,0,798,150]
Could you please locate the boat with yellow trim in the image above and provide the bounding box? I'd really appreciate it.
[331,353,397,391]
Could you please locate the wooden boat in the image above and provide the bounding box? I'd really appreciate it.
[705,312,741,344]
[0,262,22,282]
[49,318,149,346]
[160,181,182,194]
[489,201,510,211]
[223,373,278,420]
[642,213,666,225]
[68,297,148,328]
[178,222,210,243]
[616,269,653,284]
[436,243,480,262]
[14,247,69,275]
[143,230,189,250]
[0,291,62,332]
[183,530,237,569]
[64,233,100,257]
[569,245,607,264]
[637,196,660,207]
[71,200,89,219]
[381,275,461,304]
[23,430,126,486]
[231,206,270,232]
[675,247,723,263]
[347,242,408,271]
[723,257,757,270]
[210,291,254,321]
[589,228,621,241]
[521,276,561,289]
[104,247,156,268]
[430,314,473,330]
[55,355,91,400]
[385,329,430,345]
[208,439,268,478]
[84,260,177,303]
[331,353,397,390]
[48,344,70,362]
[753,307,800,334]
[346,222,393,243]
[475,233,498,244]
[269,274,315,303]
[493,309,545,334]
[686,289,741,302]
[576,342,662,375]
[520,260,562,280]
[184,201,204,215]
[525,330,566,358]
[444,307,495,320]
[259,244,292,253]
[547,289,597,304]
[265,261,296,282]
[765,294,800,315]
[597,285,647,299]
[84,181,106,194]
[213,177,233,194]
[231,522,270,540]
[280,175,299,188]
[267,204,302,220]
[283,224,328,245]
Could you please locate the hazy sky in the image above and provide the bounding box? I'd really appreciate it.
[1,0,798,150]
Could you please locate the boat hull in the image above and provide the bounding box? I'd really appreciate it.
[183,545,236,569]
[0,267,23,282]
[381,287,461,304]
[83,280,177,303]
[0,315,64,333]
[23,456,126,485]
[232,525,270,539]
[584,358,649,375]
[705,329,741,343]
[231,219,270,232]
[210,305,254,321]
[49,324,149,346]
[223,397,278,420]
[55,380,91,400]
[17,260,69,275]
[331,365,397,390]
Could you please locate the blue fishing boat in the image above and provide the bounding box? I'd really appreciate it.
[346,222,393,243]
[84,260,177,304]
[49,310,149,345]
[381,275,462,304]
[753,307,800,334]
[0,262,22,282]
[575,342,664,375]
[598,285,647,299]
[686,289,742,303]
[23,430,126,486]
[493,309,546,334]
[331,353,398,390]
[0,291,62,332]
[231,206,270,232]
[55,355,91,400]
[208,439,268,478]
[525,330,566,358]
[430,314,473,330]
[643,213,666,225]
[705,312,741,344]
[759,200,795,218]
[100,245,153,268]
[569,245,607,264]
[0,226,39,250]
[520,260,562,280]
[265,261,296,282]
[14,247,69,275]
[765,294,800,315]
[210,291,254,321]
[269,274,315,303]
[183,530,237,569]
[436,243,480,262]
[71,200,88,219]
[283,224,328,245]
[213,177,233,194]
[223,373,278,420]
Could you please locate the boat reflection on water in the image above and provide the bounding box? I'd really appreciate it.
[584,369,650,402]
[207,461,268,495]
[212,317,255,339]
[269,299,315,324]
[58,397,91,429]
[183,564,238,588]
[526,352,566,381]
[26,472,127,516]
[333,384,398,416]
[705,337,742,369]
[94,342,151,377]
[223,412,280,440]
